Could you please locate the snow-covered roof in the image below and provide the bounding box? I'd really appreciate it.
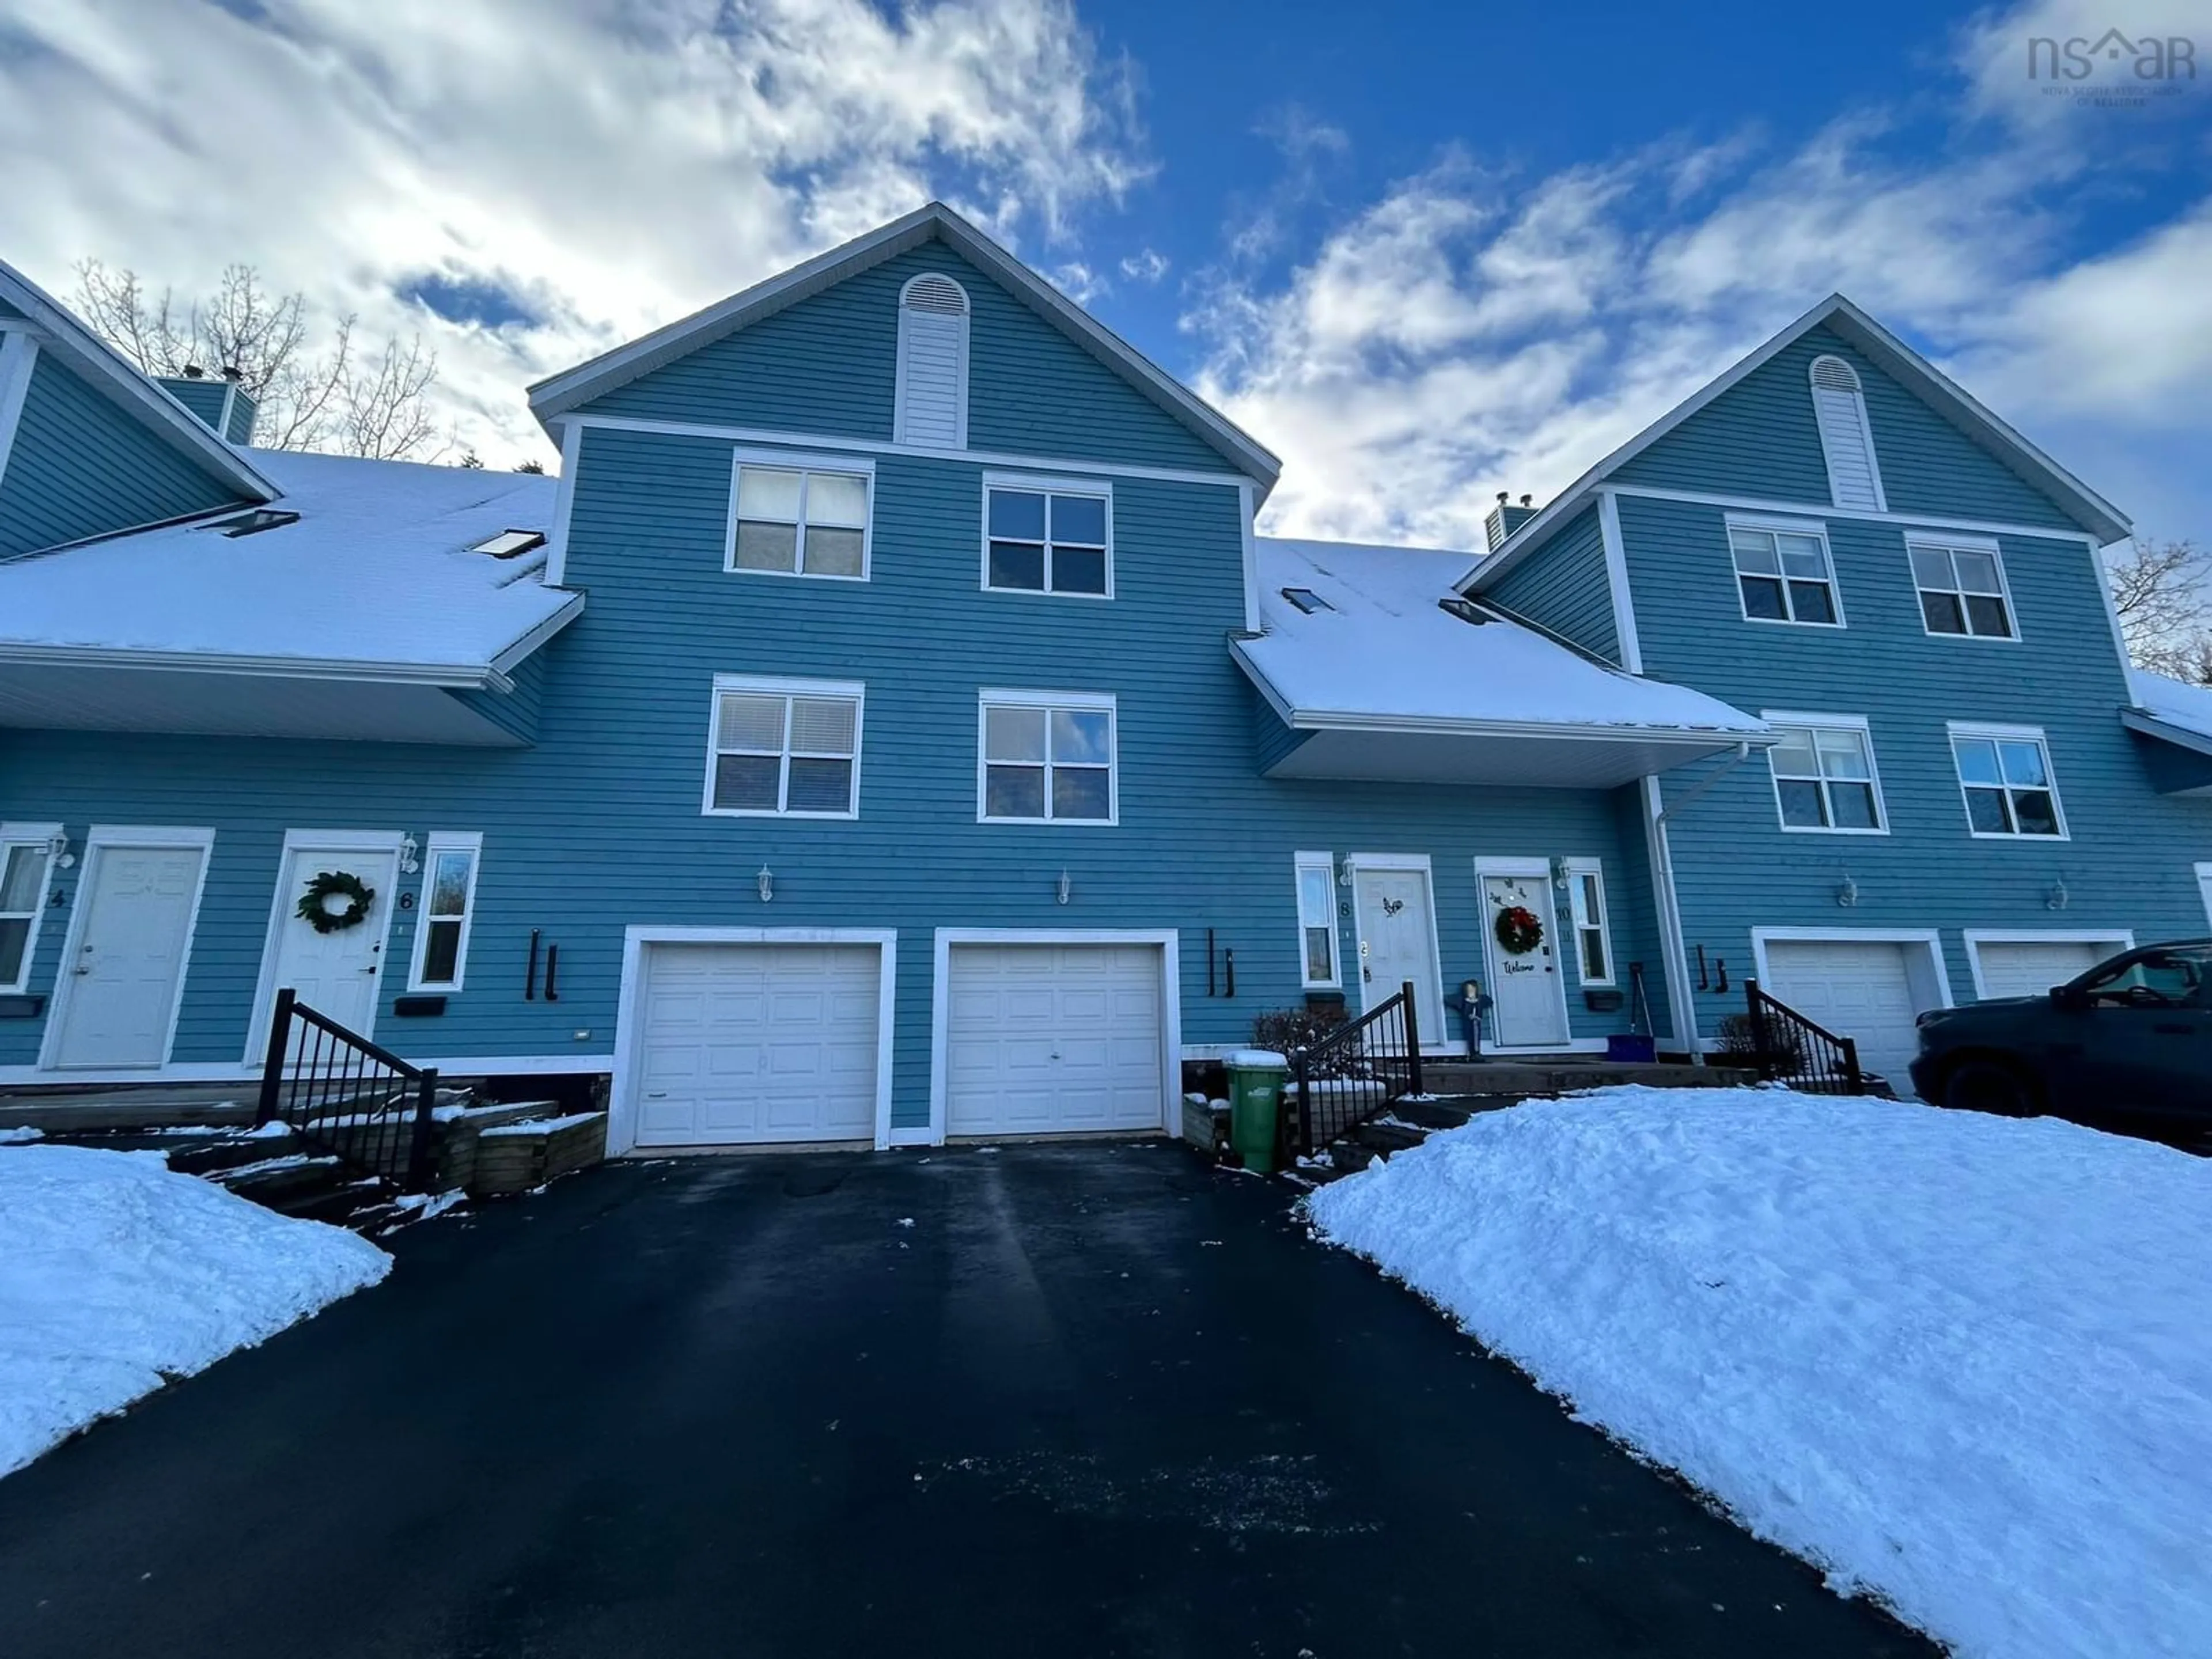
[0,449,577,681]
[1240,537,1765,738]
[2127,668,2212,744]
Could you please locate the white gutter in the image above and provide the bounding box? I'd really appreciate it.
[1643,742,1754,1063]
[0,642,513,692]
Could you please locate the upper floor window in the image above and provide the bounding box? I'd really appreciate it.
[729,458,870,580]
[408,834,482,993]
[1950,724,2066,839]
[984,480,1111,597]
[0,826,56,994]
[1563,860,1613,986]
[1293,852,1340,988]
[1808,354,1887,513]
[894,272,969,449]
[706,675,863,819]
[1764,715,1887,833]
[1729,520,1841,626]
[979,690,1116,824]
[1911,538,2016,639]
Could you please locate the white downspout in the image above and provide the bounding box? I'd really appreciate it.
[1645,741,1753,1062]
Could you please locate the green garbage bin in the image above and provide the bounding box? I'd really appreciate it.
[1226,1048,1290,1172]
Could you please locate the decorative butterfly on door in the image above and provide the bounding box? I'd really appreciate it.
[1381,896,1405,916]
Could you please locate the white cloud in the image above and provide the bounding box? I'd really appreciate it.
[0,0,1143,465]
[1956,0,2210,125]
[1119,247,1169,283]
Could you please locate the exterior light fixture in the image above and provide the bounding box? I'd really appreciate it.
[397,834,421,875]
[2046,875,2070,911]
[1836,872,1859,908]
[1549,855,1571,891]
[46,832,73,870]
[756,865,774,903]
[1056,868,1072,906]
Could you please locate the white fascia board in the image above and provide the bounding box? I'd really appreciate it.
[0,259,279,504]
[487,592,586,676]
[2120,708,2212,760]
[1461,293,2128,596]
[0,642,511,690]
[1284,706,1773,745]
[525,202,1281,496]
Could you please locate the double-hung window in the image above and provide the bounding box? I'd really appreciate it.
[1764,715,1887,832]
[1293,853,1340,988]
[408,834,482,992]
[1950,724,2065,838]
[706,675,864,818]
[728,459,870,579]
[1729,521,1840,625]
[1563,860,1613,986]
[0,825,56,994]
[1911,539,2016,639]
[979,690,1116,823]
[984,481,1111,597]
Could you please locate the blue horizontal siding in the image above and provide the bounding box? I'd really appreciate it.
[581,242,1233,475]
[1620,491,2212,1023]
[0,355,243,556]
[1482,502,1620,662]
[1616,326,2084,533]
[157,376,230,432]
[1252,695,1313,772]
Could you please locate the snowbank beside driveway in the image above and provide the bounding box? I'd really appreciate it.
[1306,1086,2212,1659]
[1,1144,391,1477]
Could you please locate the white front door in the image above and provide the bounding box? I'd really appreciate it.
[1479,871,1571,1049]
[1353,865,1444,1042]
[634,942,882,1146]
[48,839,209,1069]
[262,844,400,1048]
[945,943,1164,1137]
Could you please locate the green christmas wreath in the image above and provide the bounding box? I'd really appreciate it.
[1494,903,1543,956]
[297,869,375,934]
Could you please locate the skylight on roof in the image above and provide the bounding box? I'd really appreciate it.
[1438,597,1491,625]
[1281,586,1333,615]
[472,529,547,560]
[211,509,300,539]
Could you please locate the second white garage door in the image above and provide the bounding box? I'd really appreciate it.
[1760,940,1929,1096]
[1972,939,2114,1002]
[634,943,882,1146]
[945,943,1164,1137]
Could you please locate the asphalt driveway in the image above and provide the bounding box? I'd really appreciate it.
[0,1142,1931,1658]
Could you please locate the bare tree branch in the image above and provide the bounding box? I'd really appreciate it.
[2107,538,2212,683]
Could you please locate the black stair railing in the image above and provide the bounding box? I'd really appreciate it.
[1743,979,1864,1096]
[1280,979,1425,1162]
[256,987,440,1188]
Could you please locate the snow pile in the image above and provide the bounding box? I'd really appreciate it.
[1239,538,1765,735]
[0,1144,390,1476]
[1306,1086,2212,1658]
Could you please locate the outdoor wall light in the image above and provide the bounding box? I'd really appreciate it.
[1836,872,1859,908]
[1549,855,1571,891]
[1056,868,1072,906]
[1337,858,1354,888]
[397,834,421,875]
[756,865,774,903]
[2046,874,2070,911]
[46,832,73,870]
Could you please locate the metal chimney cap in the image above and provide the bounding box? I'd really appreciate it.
[181,363,206,378]
[220,366,243,382]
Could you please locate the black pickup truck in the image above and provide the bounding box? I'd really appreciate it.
[1909,941,2212,1131]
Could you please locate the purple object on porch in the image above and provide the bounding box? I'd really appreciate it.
[1606,1034,1657,1064]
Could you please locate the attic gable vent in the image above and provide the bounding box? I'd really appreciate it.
[1808,353,1886,513]
[894,272,971,449]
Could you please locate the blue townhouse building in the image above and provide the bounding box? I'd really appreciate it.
[0,204,2205,1148]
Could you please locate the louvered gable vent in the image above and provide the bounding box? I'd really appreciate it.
[895,272,970,448]
[1808,353,1886,512]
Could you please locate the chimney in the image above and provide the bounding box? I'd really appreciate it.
[1483,491,1541,552]
[156,369,259,447]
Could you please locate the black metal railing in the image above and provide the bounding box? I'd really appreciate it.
[1743,979,1864,1096]
[256,987,440,1188]
[1281,979,1425,1161]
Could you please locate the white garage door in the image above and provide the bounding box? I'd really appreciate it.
[1974,940,2112,1002]
[634,943,881,1146]
[945,944,1164,1137]
[1761,940,1927,1095]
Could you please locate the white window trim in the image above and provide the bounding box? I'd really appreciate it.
[0,821,61,995]
[893,272,971,450]
[406,832,484,993]
[1906,532,2021,643]
[1947,721,2069,842]
[703,672,866,821]
[1760,710,1891,836]
[979,472,1115,601]
[1725,513,1847,628]
[723,448,876,583]
[1809,355,1889,514]
[1561,857,1615,988]
[976,687,1119,826]
[1293,850,1341,990]
[1961,929,2134,1002]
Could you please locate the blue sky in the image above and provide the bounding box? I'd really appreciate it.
[1,0,2206,548]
